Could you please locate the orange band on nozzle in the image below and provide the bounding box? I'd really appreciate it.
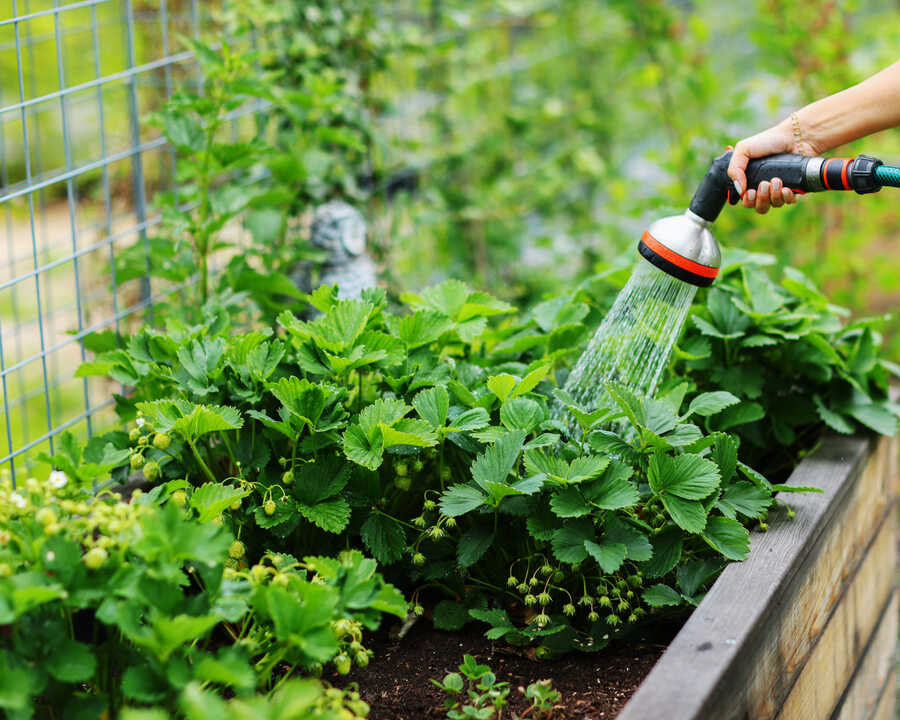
[640,231,719,280]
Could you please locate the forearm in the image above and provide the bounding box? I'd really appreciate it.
[793,60,900,153]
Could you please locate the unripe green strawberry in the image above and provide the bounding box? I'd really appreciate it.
[412,552,426,566]
[423,499,436,511]
[507,575,518,587]
[334,653,351,675]
[355,652,370,668]
[413,459,424,472]
[153,433,171,450]
[444,517,456,528]
[230,499,241,511]
[143,461,160,482]
[394,461,408,477]
[563,603,576,616]
[534,645,551,660]
[394,476,411,492]
[36,508,57,526]
[413,604,424,616]
[588,611,600,622]
[535,613,549,628]
[171,490,187,508]
[264,500,276,516]
[537,591,551,605]
[129,428,141,442]
[229,540,246,559]
[83,547,108,570]
[606,613,620,626]
[0,563,11,577]
[282,470,294,485]
[272,573,289,587]
[130,453,145,470]
[524,594,537,606]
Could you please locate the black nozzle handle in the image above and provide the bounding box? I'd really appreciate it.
[688,151,883,222]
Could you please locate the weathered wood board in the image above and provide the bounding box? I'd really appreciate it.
[618,433,898,720]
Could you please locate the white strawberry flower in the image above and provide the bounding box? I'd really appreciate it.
[10,493,26,509]
[48,470,68,489]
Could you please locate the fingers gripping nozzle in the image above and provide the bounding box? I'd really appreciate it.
[688,151,884,223]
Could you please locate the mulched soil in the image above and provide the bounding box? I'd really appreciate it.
[331,619,680,719]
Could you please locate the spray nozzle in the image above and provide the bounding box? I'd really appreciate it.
[689,150,884,222]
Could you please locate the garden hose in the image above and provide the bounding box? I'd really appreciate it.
[638,151,900,287]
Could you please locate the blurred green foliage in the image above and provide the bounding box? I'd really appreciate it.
[358,0,900,357]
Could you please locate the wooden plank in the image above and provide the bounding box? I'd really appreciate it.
[619,433,898,720]
[868,668,896,720]
[777,522,895,719]
[830,589,898,720]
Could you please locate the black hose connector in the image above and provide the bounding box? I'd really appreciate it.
[849,154,883,194]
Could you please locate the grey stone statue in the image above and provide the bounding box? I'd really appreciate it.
[295,200,377,302]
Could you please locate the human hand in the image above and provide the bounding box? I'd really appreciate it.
[727,121,803,214]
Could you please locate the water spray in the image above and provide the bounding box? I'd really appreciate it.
[561,151,900,422]
[638,151,899,286]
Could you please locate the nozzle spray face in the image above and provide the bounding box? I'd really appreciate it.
[637,210,721,287]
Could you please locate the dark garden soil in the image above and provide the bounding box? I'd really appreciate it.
[332,619,681,719]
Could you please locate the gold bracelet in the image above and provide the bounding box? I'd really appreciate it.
[790,111,805,154]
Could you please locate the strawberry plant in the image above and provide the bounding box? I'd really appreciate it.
[66,254,898,653]
[0,468,403,716]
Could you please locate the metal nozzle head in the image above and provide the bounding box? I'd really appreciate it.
[637,210,721,287]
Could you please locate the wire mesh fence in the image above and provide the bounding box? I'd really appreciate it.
[0,0,228,483]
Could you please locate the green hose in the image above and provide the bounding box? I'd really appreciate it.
[875,164,900,187]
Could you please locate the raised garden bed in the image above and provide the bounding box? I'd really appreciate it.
[620,431,898,720]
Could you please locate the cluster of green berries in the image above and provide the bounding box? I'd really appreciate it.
[330,618,372,673]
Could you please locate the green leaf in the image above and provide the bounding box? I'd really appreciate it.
[814,396,855,434]
[418,279,470,319]
[584,539,626,573]
[440,485,488,516]
[138,400,243,443]
[677,559,721,597]
[551,518,594,564]
[448,408,491,432]
[359,398,411,437]
[500,396,544,431]
[649,453,720,500]
[45,638,96,683]
[715,402,765,431]
[565,456,611,485]
[360,514,406,565]
[122,665,168,703]
[642,527,683,578]
[471,429,526,490]
[702,516,751,561]
[193,647,256,692]
[343,424,384,470]
[457,526,494,568]
[512,364,550,397]
[298,497,351,534]
[380,419,438,449]
[846,402,897,436]
[661,495,707,534]
[604,517,653,562]
[487,374,518,403]
[712,433,738,484]
[385,310,455,349]
[643,583,683,608]
[291,457,350,505]
[687,391,740,417]
[433,600,470,631]
[413,385,450,428]
[190,483,251,523]
[549,487,590,518]
[717,481,771,520]
[308,300,374,352]
[146,614,220,661]
[584,463,639,510]
[164,111,204,153]
[269,377,326,429]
